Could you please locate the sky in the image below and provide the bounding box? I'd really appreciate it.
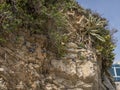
[77,0,120,62]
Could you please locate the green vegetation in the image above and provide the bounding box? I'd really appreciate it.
[0,0,116,68]
[0,0,71,57]
[82,11,116,68]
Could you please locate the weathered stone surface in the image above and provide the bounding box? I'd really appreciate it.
[0,36,115,90]
[67,42,78,48]
[0,6,116,90]
[103,75,116,90]
[66,48,81,53]
[51,59,77,76]
[115,82,120,90]
[0,68,4,72]
[80,61,96,82]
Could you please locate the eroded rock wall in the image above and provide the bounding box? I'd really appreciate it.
[0,30,116,90]
[0,0,116,90]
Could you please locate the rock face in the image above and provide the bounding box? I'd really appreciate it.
[0,31,116,90]
[115,82,120,90]
[0,1,116,90]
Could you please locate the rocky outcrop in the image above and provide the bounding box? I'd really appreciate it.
[0,31,116,90]
[0,0,116,90]
[115,82,120,90]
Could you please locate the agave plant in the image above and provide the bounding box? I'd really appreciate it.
[82,14,106,48]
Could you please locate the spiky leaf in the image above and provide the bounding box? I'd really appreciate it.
[90,33,105,42]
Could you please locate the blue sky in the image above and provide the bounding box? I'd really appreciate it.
[77,0,120,62]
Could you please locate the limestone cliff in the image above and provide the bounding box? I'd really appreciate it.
[0,0,116,90]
